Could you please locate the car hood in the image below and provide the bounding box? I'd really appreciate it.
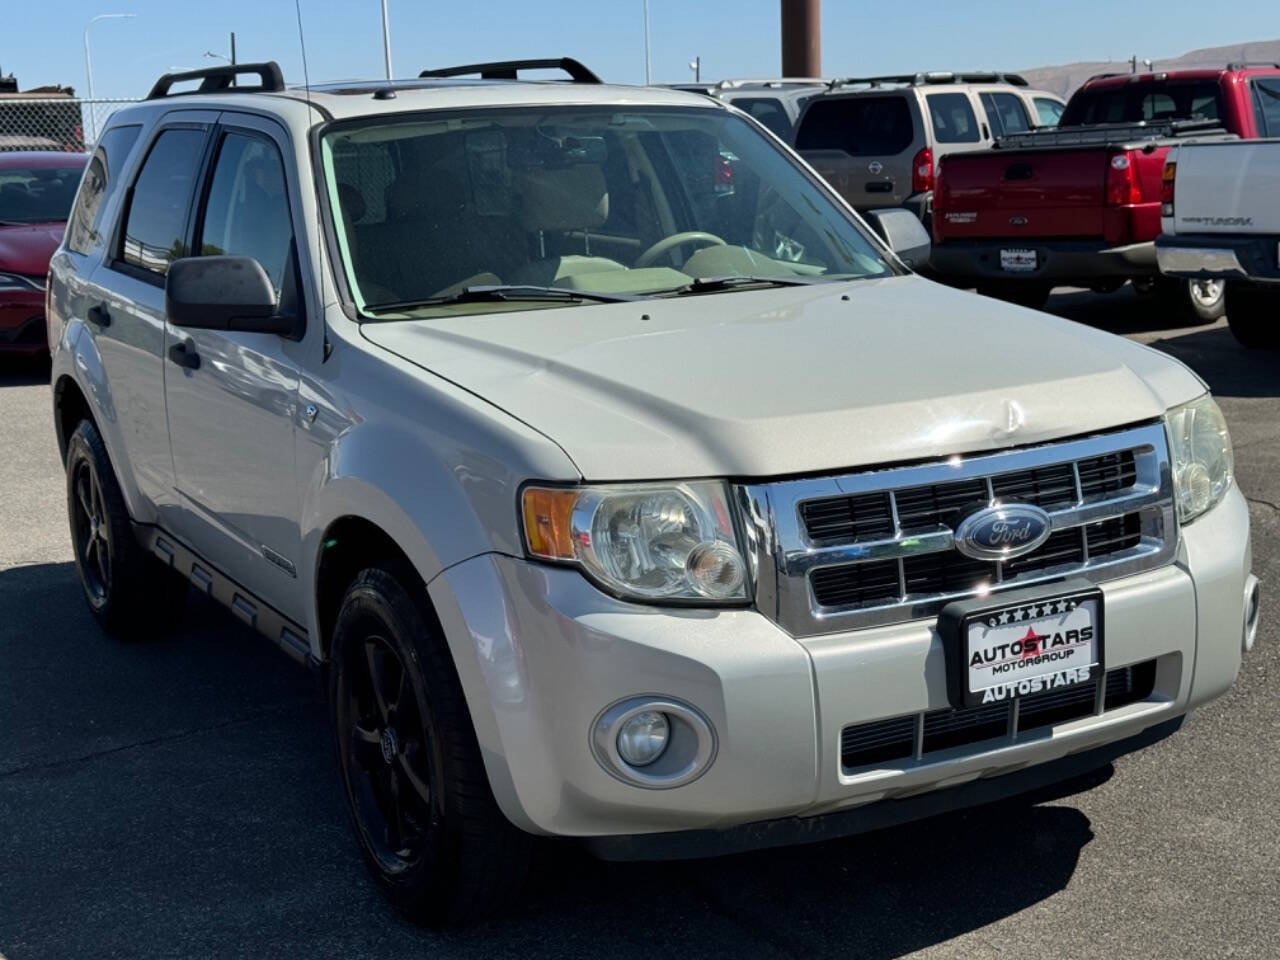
[361,275,1205,481]
[0,222,65,275]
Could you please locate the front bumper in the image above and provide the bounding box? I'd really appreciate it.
[930,238,1156,285]
[1155,232,1280,285]
[428,484,1251,847]
[0,290,48,354]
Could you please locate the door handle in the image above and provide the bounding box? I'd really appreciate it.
[168,340,201,370]
[86,304,111,328]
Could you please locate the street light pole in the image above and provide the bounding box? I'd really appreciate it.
[643,0,651,84]
[380,0,393,81]
[83,12,135,142]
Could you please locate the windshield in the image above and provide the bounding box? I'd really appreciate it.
[0,163,85,224]
[321,106,894,316]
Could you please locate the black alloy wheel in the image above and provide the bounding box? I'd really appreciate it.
[70,454,112,608]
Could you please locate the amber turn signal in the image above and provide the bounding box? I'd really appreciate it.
[521,487,578,560]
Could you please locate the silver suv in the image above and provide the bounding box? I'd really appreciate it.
[48,58,1255,925]
[795,72,1066,225]
[666,78,829,142]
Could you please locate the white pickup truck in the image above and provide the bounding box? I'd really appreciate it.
[1156,138,1280,347]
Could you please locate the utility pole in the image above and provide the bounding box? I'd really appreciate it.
[780,0,820,78]
[83,12,136,142]
[643,0,652,84]
[381,0,393,80]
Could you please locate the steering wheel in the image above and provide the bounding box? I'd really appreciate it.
[634,231,727,268]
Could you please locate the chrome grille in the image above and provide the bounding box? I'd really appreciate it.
[736,423,1176,636]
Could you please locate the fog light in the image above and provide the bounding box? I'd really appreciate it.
[616,710,669,767]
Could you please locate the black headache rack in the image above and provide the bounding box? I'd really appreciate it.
[828,71,1029,90]
[419,57,600,83]
[147,62,285,99]
[993,117,1230,150]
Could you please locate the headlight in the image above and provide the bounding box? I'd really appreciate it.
[1165,394,1233,524]
[521,480,749,603]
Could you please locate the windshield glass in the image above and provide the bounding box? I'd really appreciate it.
[321,106,894,316]
[0,163,85,224]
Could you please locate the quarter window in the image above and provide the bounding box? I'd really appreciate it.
[198,132,295,293]
[1033,97,1065,127]
[732,97,792,141]
[120,128,206,275]
[980,92,1031,138]
[926,93,980,143]
[67,124,141,255]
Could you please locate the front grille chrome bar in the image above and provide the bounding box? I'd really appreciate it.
[737,422,1177,637]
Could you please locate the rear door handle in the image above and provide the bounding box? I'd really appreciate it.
[168,340,200,370]
[86,304,110,328]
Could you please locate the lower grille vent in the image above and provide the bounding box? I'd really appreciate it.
[840,661,1157,770]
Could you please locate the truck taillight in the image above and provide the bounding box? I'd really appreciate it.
[1106,152,1142,206]
[912,146,933,194]
[1161,161,1176,216]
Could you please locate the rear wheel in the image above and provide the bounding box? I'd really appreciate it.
[65,419,186,637]
[1226,283,1280,349]
[976,281,1053,311]
[330,567,531,926]
[1156,276,1226,325]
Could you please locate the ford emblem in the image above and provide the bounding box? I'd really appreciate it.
[955,503,1052,561]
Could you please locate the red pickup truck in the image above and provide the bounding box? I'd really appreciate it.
[930,65,1280,318]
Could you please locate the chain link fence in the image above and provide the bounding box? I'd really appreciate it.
[0,98,140,152]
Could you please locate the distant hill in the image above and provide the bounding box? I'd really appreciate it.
[1018,39,1280,99]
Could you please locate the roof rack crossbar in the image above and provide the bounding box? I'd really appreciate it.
[146,61,285,100]
[1226,61,1280,71]
[418,57,600,83]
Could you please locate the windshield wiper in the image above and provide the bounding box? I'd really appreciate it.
[661,274,824,297]
[364,284,639,315]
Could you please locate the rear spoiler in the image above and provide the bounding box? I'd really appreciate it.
[993,118,1228,150]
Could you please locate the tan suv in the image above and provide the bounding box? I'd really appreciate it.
[794,72,1065,227]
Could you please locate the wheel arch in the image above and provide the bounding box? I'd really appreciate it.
[53,374,95,462]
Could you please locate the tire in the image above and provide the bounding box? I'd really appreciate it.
[1157,276,1226,325]
[329,567,532,926]
[976,282,1052,311]
[1226,283,1280,349]
[65,419,186,637]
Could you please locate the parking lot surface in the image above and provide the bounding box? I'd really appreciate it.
[2,287,1277,960]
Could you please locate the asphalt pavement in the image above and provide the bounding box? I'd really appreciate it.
[1,286,1278,959]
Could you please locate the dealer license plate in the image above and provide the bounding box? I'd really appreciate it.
[1000,248,1037,272]
[956,591,1103,707]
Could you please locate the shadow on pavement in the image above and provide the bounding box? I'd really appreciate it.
[0,354,50,388]
[0,559,1102,959]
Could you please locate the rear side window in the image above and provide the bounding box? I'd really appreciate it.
[926,93,980,143]
[1034,97,1065,126]
[1253,78,1280,136]
[795,95,914,156]
[119,128,207,275]
[733,97,792,140]
[67,124,141,255]
[980,92,1031,137]
[1062,81,1223,126]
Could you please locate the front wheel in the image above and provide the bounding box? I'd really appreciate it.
[1226,283,1280,349]
[330,567,531,926]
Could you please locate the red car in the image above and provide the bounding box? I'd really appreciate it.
[0,151,87,355]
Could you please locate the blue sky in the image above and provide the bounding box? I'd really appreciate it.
[7,0,1277,99]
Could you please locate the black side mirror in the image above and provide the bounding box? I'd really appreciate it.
[165,256,295,336]
[864,208,932,271]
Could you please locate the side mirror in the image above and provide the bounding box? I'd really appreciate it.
[865,208,932,271]
[165,256,294,335]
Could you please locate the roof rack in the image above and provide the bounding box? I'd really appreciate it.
[827,71,1028,90]
[1226,61,1280,71]
[419,57,600,83]
[146,61,285,99]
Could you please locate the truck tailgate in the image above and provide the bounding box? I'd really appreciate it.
[937,148,1110,238]
[1173,140,1280,233]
